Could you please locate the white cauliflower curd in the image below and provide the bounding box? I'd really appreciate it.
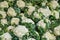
[33,12,40,18]
[1,19,8,25]
[38,6,51,17]
[21,16,34,24]
[37,20,46,29]
[42,31,56,40]
[7,26,15,31]
[0,11,6,18]
[54,25,60,36]
[7,7,17,17]
[13,25,29,37]
[0,1,8,8]
[27,6,35,15]
[49,0,59,9]
[11,18,20,25]
[17,0,25,8]
[1,32,12,40]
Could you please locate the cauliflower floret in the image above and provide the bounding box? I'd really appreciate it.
[13,25,29,37]
[42,31,56,40]
[0,1,8,8]
[1,19,8,25]
[27,6,35,15]
[11,18,20,25]
[49,0,59,9]
[37,20,46,29]
[1,32,12,40]
[17,0,25,8]
[7,7,17,17]
[7,26,15,31]
[38,6,51,17]
[54,25,60,35]
[21,16,34,24]
[0,11,6,18]
[33,12,40,18]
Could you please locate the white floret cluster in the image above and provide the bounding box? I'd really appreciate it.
[13,25,29,37]
[0,0,60,40]
[1,32,12,40]
[42,31,56,40]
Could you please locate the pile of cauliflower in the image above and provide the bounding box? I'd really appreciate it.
[0,0,60,40]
